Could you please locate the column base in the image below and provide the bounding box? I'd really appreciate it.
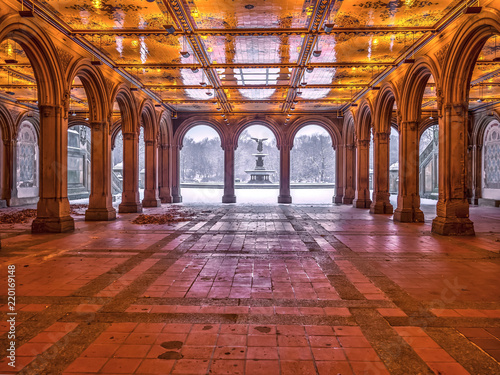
[118,202,143,213]
[370,201,394,214]
[222,195,236,203]
[32,216,75,233]
[142,198,161,207]
[393,208,424,223]
[432,216,475,236]
[172,195,182,203]
[352,199,372,209]
[278,195,292,204]
[342,197,354,204]
[333,195,344,204]
[85,208,116,221]
[160,196,173,204]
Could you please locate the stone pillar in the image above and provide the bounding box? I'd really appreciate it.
[470,144,482,205]
[394,121,424,222]
[370,131,394,214]
[352,139,371,208]
[342,144,355,204]
[159,144,173,203]
[85,121,116,221]
[278,143,292,204]
[222,143,236,203]
[432,103,474,235]
[171,145,182,203]
[1,139,14,206]
[32,104,75,232]
[333,145,344,203]
[118,131,142,213]
[142,138,161,207]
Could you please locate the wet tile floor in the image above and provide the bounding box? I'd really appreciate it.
[0,203,499,374]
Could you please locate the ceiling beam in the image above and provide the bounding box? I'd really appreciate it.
[70,26,435,37]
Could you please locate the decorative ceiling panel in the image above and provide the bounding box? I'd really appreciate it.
[293,101,342,111]
[87,34,196,65]
[169,102,220,111]
[203,35,302,64]
[297,87,361,101]
[311,33,423,64]
[126,68,204,86]
[182,0,317,29]
[332,0,461,28]
[40,0,171,30]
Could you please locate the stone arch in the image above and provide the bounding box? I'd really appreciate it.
[0,104,14,142]
[355,99,373,141]
[174,117,226,150]
[138,99,158,141]
[418,117,439,138]
[158,111,173,146]
[110,119,122,149]
[231,117,283,150]
[472,112,500,148]
[66,59,109,123]
[374,82,399,134]
[0,14,64,106]
[400,56,440,122]
[343,112,355,146]
[442,7,500,105]
[286,116,341,150]
[14,112,39,143]
[110,84,138,134]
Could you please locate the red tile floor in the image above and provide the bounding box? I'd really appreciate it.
[0,203,499,374]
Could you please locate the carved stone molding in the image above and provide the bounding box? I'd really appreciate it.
[357,139,370,148]
[56,47,73,74]
[435,43,450,68]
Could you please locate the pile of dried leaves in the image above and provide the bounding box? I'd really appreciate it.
[132,208,195,225]
[0,209,38,224]
[70,204,88,215]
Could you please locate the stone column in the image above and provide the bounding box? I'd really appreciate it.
[370,131,394,214]
[32,104,75,232]
[142,138,161,207]
[352,139,371,208]
[432,103,474,235]
[278,143,292,204]
[1,139,14,206]
[171,145,182,203]
[159,144,173,203]
[470,144,482,205]
[342,144,355,204]
[118,131,142,213]
[394,121,424,222]
[333,145,344,203]
[222,142,236,203]
[85,121,116,221]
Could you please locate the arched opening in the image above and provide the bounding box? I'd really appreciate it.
[67,124,91,201]
[0,37,40,206]
[389,126,399,200]
[419,124,439,201]
[15,121,38,201]
[67,75,91,202]
[180,125,223,203]
[235,124,279,203]
[138,126,145,200]
[481,120,500,203]
[291,125,335,204]
[112,127,123,201]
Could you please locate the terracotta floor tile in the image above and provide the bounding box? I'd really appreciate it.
[64,357,108,373]
[209,359,245,374]
[280,360,317,375]
[245,360,280,375]
[135,359,175,374]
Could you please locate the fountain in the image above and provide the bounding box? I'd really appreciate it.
[245,138,276,183]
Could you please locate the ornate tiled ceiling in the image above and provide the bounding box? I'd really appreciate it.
[0,0,499,115]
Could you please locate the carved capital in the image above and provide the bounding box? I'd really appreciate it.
[357,139,370,148]
[145,139,154,146]
[374,132,390,142]
[122,132,137,141]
